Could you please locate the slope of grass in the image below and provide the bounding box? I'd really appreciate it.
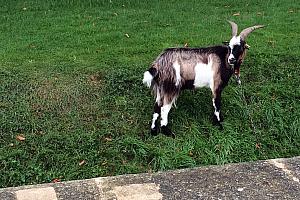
[0,0,299,187]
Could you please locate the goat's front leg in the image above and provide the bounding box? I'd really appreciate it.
[212,90,223,129]
[150,102,161,135]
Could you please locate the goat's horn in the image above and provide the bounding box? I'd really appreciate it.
[228,20,238,37]
[239,25,264,40]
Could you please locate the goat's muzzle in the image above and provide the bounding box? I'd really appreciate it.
[229,58,236,64]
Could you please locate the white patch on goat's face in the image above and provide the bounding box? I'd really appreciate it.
[228,36,241,64]
[173,61,181,86]
[229,36,241,48]
[151,113,159,129]
[193,59,214,89]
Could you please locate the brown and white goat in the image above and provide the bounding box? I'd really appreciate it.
[143,21,264,137]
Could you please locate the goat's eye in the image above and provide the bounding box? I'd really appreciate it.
[232,45,240,54]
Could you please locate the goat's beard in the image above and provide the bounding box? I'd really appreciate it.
[234,68,241,85]
[234,68,240,75]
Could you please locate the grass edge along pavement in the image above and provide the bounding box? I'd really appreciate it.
[1,0,300,188]
[0,156,300,199]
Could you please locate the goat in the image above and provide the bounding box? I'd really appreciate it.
[143,21,264,137]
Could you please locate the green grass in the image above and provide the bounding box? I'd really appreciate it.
[0,0,299,188]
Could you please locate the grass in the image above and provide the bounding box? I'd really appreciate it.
[0,0,299,188]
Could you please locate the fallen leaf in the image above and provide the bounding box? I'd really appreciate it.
[52,178,61,183]
[233,12,240,16]
[9,143,14,147]
[79,160,86,166]
[124,33,130,38]
[188,151,193,156]
[104,137,112,142]
[89,74,101,82]
[101,161,107,166]
[184,43,189,47]
[16,134,25,142]
[255,143,261,149]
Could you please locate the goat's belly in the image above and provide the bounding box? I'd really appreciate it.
[182,80,195,89]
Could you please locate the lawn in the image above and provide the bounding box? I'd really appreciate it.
[0,0,299,188]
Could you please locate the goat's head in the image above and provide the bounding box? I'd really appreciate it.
[226,21,264,84]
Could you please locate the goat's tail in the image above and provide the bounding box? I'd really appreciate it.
[142,66,158,88]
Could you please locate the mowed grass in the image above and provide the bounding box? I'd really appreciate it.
[0,0,299,187]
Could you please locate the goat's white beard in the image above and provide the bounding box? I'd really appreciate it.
[235,74,241,85]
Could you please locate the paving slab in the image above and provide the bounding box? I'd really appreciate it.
[1,157,299,200]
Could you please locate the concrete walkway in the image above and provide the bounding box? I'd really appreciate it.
[1,157,299,200]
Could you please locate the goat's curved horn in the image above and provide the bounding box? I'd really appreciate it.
[239,25,264,40]
[228,20,238,37]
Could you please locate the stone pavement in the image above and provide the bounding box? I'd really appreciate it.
[1,157,299,200]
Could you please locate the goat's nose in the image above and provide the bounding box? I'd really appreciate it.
[229,58,236,63]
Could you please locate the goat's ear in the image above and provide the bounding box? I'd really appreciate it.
[222,41,229,45]
[245,44,251,49]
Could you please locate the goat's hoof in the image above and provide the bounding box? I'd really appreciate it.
[220,115,224,122]
[212,116,223,130]
[212,121,223,130]
[161,126,176,138]
[212,114,223,124]
[150,127,159,136]
[218,123,224,130]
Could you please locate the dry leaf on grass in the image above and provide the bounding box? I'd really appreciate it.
[255,143,261,149]
[51,178,61,183]
[16,134,25,142]
[101,161,107,166]
[233,12,240,16]
[104,137,113,142]
[79,160,86,166]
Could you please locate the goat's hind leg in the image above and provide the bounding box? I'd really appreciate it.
[160,96,176,138]
[150,88,162,135]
